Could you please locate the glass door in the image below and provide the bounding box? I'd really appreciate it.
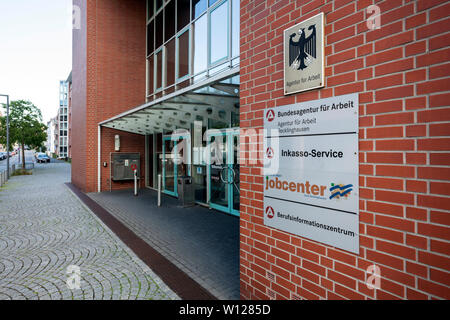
[162,133,191,197]
[207,129,240,216]
[163,137,177,197]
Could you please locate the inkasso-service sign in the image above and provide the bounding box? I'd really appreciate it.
[264,93,359,253]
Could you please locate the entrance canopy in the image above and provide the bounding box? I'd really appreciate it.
[99,68,240,134]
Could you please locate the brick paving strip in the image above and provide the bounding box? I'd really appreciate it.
[0,163,178,300]
[66,183,217,300]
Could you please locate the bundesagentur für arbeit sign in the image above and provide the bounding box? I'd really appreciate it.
[263,93,359,254]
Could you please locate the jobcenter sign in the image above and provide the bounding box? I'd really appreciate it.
[264,93,359,253]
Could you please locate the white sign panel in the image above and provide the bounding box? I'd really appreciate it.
[264,94,359,253]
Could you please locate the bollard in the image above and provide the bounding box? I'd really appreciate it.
[134,170,138,197]
[0,171,3,187]
[158,174,162,207]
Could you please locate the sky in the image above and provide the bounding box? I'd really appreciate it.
[0,0,72,123]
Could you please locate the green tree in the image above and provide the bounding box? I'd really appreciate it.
[0,100,47,168]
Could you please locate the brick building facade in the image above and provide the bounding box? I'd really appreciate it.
[71,0,449,300]
[72,0,146,192]
[239,0,449,300]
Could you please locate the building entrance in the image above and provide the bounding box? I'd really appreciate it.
[162,132,191,197]
[207,129,240,216]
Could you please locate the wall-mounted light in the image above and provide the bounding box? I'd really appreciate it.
[115,135,120,151]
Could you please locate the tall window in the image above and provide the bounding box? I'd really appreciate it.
[193,13,207,75]
[210,0,228,64]
[148,55,154,94]
[177,28,190,79]
[166,39,176,87]
[177,0,190,31]
[231,0,239,57]
[146,0,240,98]
[192,0,207,19]
[165,0,176,41]
[156,49,163,90]
[155,11,164,49]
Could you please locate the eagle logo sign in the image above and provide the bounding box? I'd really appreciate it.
[289,24,317,71]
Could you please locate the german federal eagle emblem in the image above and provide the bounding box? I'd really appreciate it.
[284,12,324,95]
[288,24,317,71]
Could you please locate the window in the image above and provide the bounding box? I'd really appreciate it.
[177,29,189,79]
[232,0,239,57]
[164,0,175,41]
[147,0,153,20]
[155,11,164,49]
[177,0,190,31]
[156,49,163,90]
[166,39,176,87]
[147,20,154,56]
[210,0,228,64]
[193,13,207,74]
[156,0,163,12]
[148,55,154,94]
[146,0,240,97]
[192,0,207,19]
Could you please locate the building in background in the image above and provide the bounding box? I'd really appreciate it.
[0,110,3,152]
[58,77,70,159]
[67,72,72,159]
[46,116,58,156]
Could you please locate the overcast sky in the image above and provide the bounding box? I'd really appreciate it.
[0,0,72,123]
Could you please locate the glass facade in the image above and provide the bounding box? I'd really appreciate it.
[142,1,240,214]
[146,0,240,99]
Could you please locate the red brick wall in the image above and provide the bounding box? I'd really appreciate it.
[72,0,146,193]
[71,0,88,191]
[240,0,450,300]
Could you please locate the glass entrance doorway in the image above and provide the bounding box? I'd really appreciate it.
[162,132,191,197]
[207,129,240,216]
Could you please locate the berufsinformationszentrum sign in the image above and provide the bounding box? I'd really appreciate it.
[263,94,359,254]
[284,12,325,95]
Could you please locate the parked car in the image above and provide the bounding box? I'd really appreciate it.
[36,153,51,163]
[0,152,6,160]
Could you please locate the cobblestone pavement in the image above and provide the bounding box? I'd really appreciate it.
[0,162,178,300]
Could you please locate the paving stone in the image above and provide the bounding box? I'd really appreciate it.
[0,162,178,300]
[88,186,240,300]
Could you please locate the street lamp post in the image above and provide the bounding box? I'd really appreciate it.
[0,94,10,179]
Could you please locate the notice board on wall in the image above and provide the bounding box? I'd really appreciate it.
[263,93,359,253]
[111,153,140,181]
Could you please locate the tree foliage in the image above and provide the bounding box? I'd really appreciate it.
[0,100,47,166]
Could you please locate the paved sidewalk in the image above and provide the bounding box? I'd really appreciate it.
[0,163,177,300]
[89,189,240,300]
